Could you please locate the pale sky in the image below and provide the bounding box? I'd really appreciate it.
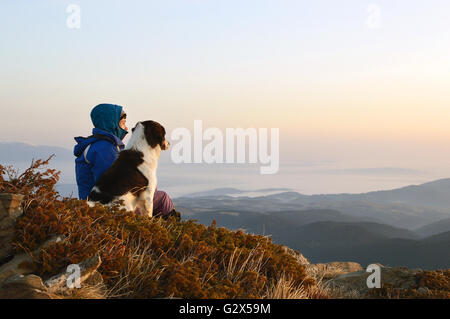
[1,0,450,181]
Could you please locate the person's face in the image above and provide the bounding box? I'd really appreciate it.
[119,118,128,131]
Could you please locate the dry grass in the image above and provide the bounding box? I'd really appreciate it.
[307,266,347,281]
[305,262,362,280]
[52,284,108,299]
[223,246,266,284]
[281,246,310,265]
[106,239,166,298]
[104,235,327,299]
[263,274,329,299]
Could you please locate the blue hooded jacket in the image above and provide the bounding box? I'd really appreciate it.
[74,104,128,200]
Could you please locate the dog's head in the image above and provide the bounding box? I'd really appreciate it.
[132,120,170,150]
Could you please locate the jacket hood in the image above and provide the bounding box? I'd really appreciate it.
[90,103,126,139]
[73,128,124,157]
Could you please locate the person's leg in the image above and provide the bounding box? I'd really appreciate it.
[152,190,175,218]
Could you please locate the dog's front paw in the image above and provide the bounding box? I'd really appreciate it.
[143,202,153,218]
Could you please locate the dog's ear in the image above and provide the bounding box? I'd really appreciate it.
[131,122,140,133]
[143,121,166,149]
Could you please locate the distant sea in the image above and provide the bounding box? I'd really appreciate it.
[3,159,442,199]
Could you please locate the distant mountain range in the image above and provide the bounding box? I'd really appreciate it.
[176,179,450,229]
[0,142,72,162]
[415,217,450,237]
[176,182,450,269]
[179,207,450,269]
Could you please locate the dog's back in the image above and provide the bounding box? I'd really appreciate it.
[88,150,148,204]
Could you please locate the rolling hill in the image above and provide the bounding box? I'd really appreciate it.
[0,142,72,162]
[415,217,450,237]
[182,207,450,269]
[176,180,450,229]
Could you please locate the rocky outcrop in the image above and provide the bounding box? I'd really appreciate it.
[0,235,65,283]
[44,255,102,292]
[292,253,429,299]
[281,246,310,265]
[0,193,105,299]
[0,275,52,299]
[306,262,363,279]
[0,251,104,299]
[327,265,422,298]
[0,193,24,262]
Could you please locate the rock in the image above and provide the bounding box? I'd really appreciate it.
[0,274,52,299]
[306,262,363,279]
[0,193,24,262]
[0,252,36,284]
[0,216,16,231]
[44,255,102,292]
[281,246,310,265]
[0,227,15,237]
[327,265,421,298]
[0,228,16,264]
[0,235,65,284]
[0,193,24,219]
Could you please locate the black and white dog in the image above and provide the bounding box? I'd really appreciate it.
[88,120,170,217]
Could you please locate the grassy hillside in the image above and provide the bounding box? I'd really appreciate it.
[0,158,326,299]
